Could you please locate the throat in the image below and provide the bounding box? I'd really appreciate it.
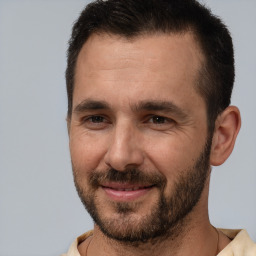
[87,222,186,256]
[84,222,223,256]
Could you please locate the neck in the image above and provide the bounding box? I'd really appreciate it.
[84,214,219,256]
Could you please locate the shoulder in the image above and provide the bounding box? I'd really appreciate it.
[61,230,94,256]
[218,229,256,256]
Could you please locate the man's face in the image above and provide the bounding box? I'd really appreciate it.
[69,33,210,242]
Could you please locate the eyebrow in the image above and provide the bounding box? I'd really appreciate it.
[132,100,189,120]
[73,99,189,120]
[73,99,110,113]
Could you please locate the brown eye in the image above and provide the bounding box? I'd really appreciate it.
[151,116,166,124]
[81,115,110,130]
[146,115,176,131]
[90,116,104,123]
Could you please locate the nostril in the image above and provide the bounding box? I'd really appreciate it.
[104,153,144,172]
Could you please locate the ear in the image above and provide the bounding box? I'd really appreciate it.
[210,106,241,166]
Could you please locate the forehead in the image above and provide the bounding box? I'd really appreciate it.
[74,32,205,111]
[76,32,204,74]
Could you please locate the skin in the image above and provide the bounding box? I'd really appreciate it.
[68,32,241,256]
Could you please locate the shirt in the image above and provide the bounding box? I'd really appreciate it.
[62,229,256,256]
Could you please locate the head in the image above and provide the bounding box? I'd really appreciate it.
[66,0,235,133]
[66,0,240,244]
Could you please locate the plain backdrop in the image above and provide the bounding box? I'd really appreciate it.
[0,0,255,255]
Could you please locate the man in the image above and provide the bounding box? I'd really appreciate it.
[63,0,255,255]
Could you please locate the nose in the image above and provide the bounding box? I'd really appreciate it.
[104,121,144,171]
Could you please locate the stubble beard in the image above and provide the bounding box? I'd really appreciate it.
[72,136,212,244]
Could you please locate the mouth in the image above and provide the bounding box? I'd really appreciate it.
[101,183,155,201]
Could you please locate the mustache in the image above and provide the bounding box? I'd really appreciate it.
[89,168,167,188]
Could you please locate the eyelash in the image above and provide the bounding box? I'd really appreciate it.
[83,115,174,124]
[86,116,105,123]
[148,115,173,124]
[82,115,108,125]
[82,115,176,131]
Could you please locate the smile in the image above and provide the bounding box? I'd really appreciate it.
[101,183,155,201]
[112,187,142,191]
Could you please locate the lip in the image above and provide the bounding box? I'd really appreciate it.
[101,182,154,201]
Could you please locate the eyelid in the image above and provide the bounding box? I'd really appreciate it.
[79,114,111,130]
[81,114,108,122]
[146,114,176,124]
[84,115,106,122]
[141,115,177,132]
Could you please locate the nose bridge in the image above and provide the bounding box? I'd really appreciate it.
[104,118,143,170]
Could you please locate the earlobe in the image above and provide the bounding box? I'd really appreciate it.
[210,106,241,166]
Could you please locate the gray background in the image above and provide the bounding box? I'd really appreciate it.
[0,0,255,255]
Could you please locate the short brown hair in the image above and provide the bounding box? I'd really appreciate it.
[66,0,234,131]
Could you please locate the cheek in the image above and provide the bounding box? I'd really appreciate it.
[69,131,107,172]
[144,134,203,183]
